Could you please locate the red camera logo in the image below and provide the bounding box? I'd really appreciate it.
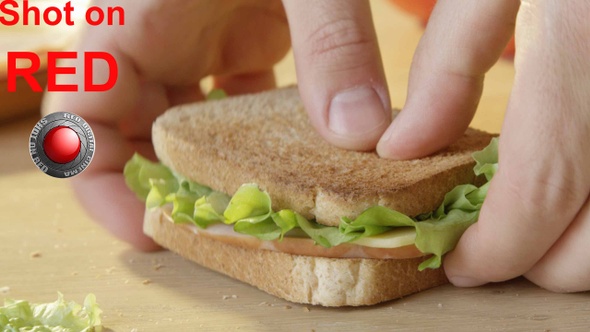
[29,112,95,178]
[7,51,118,92]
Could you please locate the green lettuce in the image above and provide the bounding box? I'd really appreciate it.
[124,138,499,270]
[0,293,102,332]
[206,89,228,100]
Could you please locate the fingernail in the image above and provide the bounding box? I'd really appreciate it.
[448,276,486,288]
[328,87,389,136]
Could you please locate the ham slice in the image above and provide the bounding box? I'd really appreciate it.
[150,206,425,260]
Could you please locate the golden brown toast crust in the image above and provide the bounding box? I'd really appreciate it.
[153,87,494,226]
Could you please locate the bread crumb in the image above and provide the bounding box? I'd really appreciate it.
[106,267,116,274]
[231,295,238,299]
[303,307,310,313]
[30,251,42,258]
[437,303,443,309]
[71,271,78,276]
[153,264,164,271]
[258,301,269,306]
[130,329,138,332]
[285,305,292,310]
[0,286,10,295]
[118,312,123,317]
[142,279,152,285]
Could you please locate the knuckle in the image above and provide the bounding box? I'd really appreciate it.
[306,18,375,60]
[500,157,582,220]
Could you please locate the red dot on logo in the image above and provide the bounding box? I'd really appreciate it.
[43,126,81,164]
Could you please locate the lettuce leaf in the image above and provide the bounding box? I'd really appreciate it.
[124,138,499,270]
[0,293,102,332]
[206,89,228,100]
[124,154,176,201]
[193,192,230,228]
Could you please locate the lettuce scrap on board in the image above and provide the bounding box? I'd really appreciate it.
[0,293,102,332]
[125,138,498,271]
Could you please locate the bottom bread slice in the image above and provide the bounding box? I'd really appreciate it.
[144,207,449,307]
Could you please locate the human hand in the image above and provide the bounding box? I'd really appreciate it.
[376,0,590,292]
[42,0,291,249]
[42,0,392,250]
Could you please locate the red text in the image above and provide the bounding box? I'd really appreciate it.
[0,0,74,26]
[6,52,118,92]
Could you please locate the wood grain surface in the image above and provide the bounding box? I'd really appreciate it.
[1,1,588,331]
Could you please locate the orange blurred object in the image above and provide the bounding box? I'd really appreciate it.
[388,0,515,59]
[388,0,436,26]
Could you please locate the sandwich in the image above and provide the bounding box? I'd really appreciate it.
[124,87,497,306]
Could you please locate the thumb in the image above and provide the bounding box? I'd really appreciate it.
[282,0,391,151]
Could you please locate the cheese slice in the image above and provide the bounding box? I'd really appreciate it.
[351,227,416,248]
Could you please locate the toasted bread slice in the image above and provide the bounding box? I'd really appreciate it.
[153,87,494,226]
[145,207,448,307]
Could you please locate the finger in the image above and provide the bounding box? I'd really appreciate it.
[41,35,164,250]
[166,84,206,108]
[445,0,590,286]
[124,82,205,142]
[282,0,390,151]
[72,173,160,251]
[42,39,141,123]
[522,0,590,293]
[525,197,590,293]
[377,0,519,159]
[60,59,203,251]
[41,42,164,165]
[213,69,276,96]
